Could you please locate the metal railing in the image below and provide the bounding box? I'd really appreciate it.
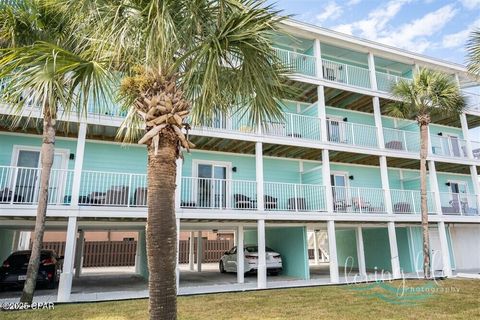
[430,135,469,158]
[321,59,371,89]
[471,140,480,160]
[274,47,317,77]
[463,91,480,113]
[383,128,420,153]
[331,186,386,213]
[326,119,379,148]
[0,165,74,205]
[439,192,479,216]
[390,189,436,214]
[190,110,257,134]
[180,177,257,210]
[263,113,322,141]
[375,71,412,92]
[263,182,327,211]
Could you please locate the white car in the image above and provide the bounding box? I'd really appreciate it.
[219,245,282,275]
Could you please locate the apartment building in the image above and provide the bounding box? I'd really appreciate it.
[0,19,479,302]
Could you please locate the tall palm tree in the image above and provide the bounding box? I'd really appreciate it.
[467,28,480,77]
[62,0,291,318]
[0,0,114,303]
[386,68,465,279]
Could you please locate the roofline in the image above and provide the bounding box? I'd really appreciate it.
[281,19,468,74]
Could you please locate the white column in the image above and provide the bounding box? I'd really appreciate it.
[196,231,202,272]
[367,52,378,91]
[255,142,265,211]
[70,122,87,206]
[237,225,244,284]
[189,231,195,271]
[428,160,443,215]
[175,158,183,209]
[379,156,393,214]
[322,150,334,212]
[313,39,323,79]
[12,231,20,252]
[459,113,473,159]
[57,216,78,302]
[313,230,320,265]
[469,165,480,211]
[387,222,401,278]
[372,97,385,148]
[74,229,85,278]
[257,219,267,289]
[18,231,31,250]
[327,220,339,283]
[356,226,367,278]
[176,218,180,293]
[437,221,452,277]
[135,230,148,279]
[317,86,328,143]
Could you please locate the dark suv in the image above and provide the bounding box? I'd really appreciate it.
[0,250,62,290]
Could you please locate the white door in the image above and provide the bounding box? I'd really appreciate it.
[196,163,228,208]
[449,181,468,214]
[327,118,345,143]
[429,230,444,272]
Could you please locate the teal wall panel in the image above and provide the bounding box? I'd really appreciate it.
[83,143,146,173]
[326,107,376,126]
[330,164,382,188]
[266,227,309,279]
[436,173,474,194]
[396,227,414,273]
[408,226,423,272]
[335,229,358,269]
[0,230,15,262]
[244,230,258,246]
[264,158,301,183]
[429,124,463,138]
[362,228,392,272]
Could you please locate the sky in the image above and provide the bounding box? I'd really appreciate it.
[270,0,480,66]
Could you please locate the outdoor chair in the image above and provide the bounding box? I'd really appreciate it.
[352,197,372,212]
[385,140,404,150]
[106,186,129,205]
[89,191,106,204]
[287,197,306,211]
[394,202,412,213]
[134,187,147,206]
[234,194,253,209]
[264,195,278,209]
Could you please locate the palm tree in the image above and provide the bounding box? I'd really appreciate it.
[62,0,291,318]
[386,68,465,279]
[0,0,114,303]
[467,28,480,76]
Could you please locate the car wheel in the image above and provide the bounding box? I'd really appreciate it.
[219,260,226,273]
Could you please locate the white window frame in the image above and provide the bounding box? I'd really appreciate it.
[192,160,232,209]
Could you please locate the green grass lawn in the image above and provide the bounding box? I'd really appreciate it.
[2,279,479,320]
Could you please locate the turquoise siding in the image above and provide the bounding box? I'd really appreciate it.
[381,117,418,131]
[396,227,414,273]
[330,164,382,188]
[0,230,15,262]
[83,143,146,173]
[301,162,322,184]
[436,173,474,193]
[429,124,463,138]
[264,158,301,183]
[326,107,376,126]
[336,229,359,269]
[362,228,392,272]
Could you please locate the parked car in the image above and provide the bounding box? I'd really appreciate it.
[219,245,282,275]
[0,250,62,290]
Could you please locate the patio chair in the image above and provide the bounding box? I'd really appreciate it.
[134,187,147,206]
[106,186,129,205]
[333,200,348,212]
[0,187,11,202]
[394,202,411,213]
[288,197,306,211]
[352,197,372,212]
[89,191,106,205]
[385,140,404,150]
[234,194,253,209]
[264,195,277,209]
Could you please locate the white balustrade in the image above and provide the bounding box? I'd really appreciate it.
[263,182,326,212]
[263,113,322,141]
[321,59,371,89]
[326,119,378,148]
[383,128,420,153]
[274,48,316,77]
[439,192,479,216]
[375,71,412,92]
[390,189,436,214]
[331,186,386,213]
[430,135,469,158]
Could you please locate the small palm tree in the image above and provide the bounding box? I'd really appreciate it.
[0,0,114,303]
[63,0,291,318]
[387,68,465,279]
[467,28,480,77]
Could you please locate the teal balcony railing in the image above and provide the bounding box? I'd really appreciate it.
[274,47,316,77]
[326,119,379,148]
[321,59,371,89]
[390,189,436,214]
[263,182,327,212]
[375,71,412,92]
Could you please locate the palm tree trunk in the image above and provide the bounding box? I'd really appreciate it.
[20,108,56,303]
[146,130,178,320]
[419,122,430,279]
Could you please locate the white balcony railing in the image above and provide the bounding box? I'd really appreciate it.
[390,189,436,214]
[463,91,480,113]
[471,140,480,160]
[263,182,326,211]
[326,119,379,148]
[0,165,74,205]
[274,47,316,77]
[263,113,322,141]
[430,135,469,158]
[375,71,412,93]
[331,186,385,213]
[321,59,371,89]
[383,128,420,153]
[439,192,479,216]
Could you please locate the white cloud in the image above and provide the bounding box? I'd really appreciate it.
[460,0,480,9]
[442,18,480,48]
[315,2,343,24]
[347,0,362,5]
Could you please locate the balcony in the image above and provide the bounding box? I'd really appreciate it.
[263,182,326,212]
[439,192,478,215]
[375,72,412,93]
[321,59,371,89]
[463,91,480,113]
[430,135,469,159]
[471,140,480,160]
[273,47,316,77]
[390,189,436,214]
[383,128,420,153]
[331,186,385,213]
[326,119,378,148]
[263,113,322,141]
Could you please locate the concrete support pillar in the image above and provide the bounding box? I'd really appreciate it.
[70,122,87,206]
[379,156,393,214]
[313,39,323,79]
[387,222,401,278]
[317,86,328,143]
[367,52,378,91]
[74,230,85,278]
[12,231,20,252]
[135,229,148,279]
[175,158,183,209]
[257,219,267,289]
[176,218,180,293]
[428,160,443,215]
[327,220,339,283]
[18,231,31,250]
[437,222,452,277]
[313,230,320,265]
[189,231,195,271]
[459,113,473,159]
[57,216,78,302]
[196,231,202,272]
[322,149,334,212]
[356,226,367,278]
[469,165,480,210]
[255,142,265,211]
[237,226,245,284]
[372,97,385,148]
